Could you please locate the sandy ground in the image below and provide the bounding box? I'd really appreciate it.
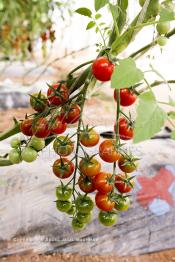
[0,250,175,262]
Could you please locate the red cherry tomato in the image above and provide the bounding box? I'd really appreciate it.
[47,83,69,106]
[20,119,33,136]
[32,118,50,138]
[50,116,67,134]
[115,173,134,193]
[99,139,120,163]
[114,118,134,141]
[114,89,137,107]
[61,103,81,124]
[78,175,95,193]
[92,57,114,82]
[93,172,113,194]
[53,158,74,179]
[95,192,115,211]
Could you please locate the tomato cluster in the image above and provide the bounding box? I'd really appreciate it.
[7,55,139,231]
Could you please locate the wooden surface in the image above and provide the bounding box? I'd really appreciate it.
[0,127,175,257]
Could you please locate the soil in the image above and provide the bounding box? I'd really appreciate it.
[0,249,175,262]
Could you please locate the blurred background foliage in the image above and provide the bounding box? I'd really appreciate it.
[0,0,74,60]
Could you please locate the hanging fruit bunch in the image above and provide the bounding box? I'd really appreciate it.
[0,0,175,231]
[0,0,73,60]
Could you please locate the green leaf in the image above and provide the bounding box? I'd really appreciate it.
[111,58,144,89]
[95,0,108,11]
[75,8,92,18]
[86,21,96,30]
[171,131,175,140]
[95,13,102,20]
[134,91,167,143]
[159,7,175,22]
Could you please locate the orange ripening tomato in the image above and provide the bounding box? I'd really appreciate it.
[99,140,120,163]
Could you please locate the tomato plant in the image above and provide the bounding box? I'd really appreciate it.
[0,0,175,231]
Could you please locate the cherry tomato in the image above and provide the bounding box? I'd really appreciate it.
[53,136,74,156]
[93,172,113,194]
[76,212,92,224]
[72,218,86,231]
[32,118,50,138]
[118,156,138,173]
[56,200,72,212]
[92,57,114,82]
[56,185,72,201]
[79,157,101,177]
[99,139,120,163]
[156,22,170,35]
[115,173,134,193]
[115,197,130,212]
[157,36,168,46]
[61,103,81,124]
[98,211,118,226]
[66,206,76,215]
[10,138,20,149]
[116,117,134,140]
[9,149,22,164]
[80,128,100,147]
[29,136,45,151]
[20,119,33,136]
[114,89,137,107]
[49,116,67,134]
[47,83,69,106]
[21,147,38,163]
[30,93,47,113]
[53,158,74,179]
[78,175,95,193]
[75,195,94,214]
[95,192,115,212]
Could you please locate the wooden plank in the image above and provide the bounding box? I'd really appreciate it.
[0,127,175,257]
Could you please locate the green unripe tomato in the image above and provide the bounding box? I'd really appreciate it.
[72,218,86,231]
[29,136,45,151]
[10,138,21,149]
[115,197,131,212]
[56,186,72,201]
[157,36,168,46]
[156,22,170,35]
[21,147,38,163]
[56,200,72,212]
[9,149,22,164]
[66,206,76,215]
[98,211,118,227]
[76,212,92,224]
[75,195,94,214]
[139,0,145,6]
